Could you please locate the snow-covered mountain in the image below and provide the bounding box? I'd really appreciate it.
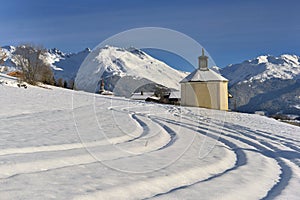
[0,46,18,72]
[221,54,300,86]
[75,46,187,97]
[1,45,186,95]
[50,48,90,84]
[0,46,90,87]
[0,45,64,73]
[218,54,300,115]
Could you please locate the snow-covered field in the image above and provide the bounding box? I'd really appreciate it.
[0,79,300,199]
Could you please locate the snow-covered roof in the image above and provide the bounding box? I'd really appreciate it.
[146,96,160,101]
[0,73,18,81]
[130,92,155,100]
[100,90,114,95]
[169,91,181,99]
[180,68,228,83]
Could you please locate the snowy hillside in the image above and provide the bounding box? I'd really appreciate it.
[218,54,300,115]
[0,82,300,199]
[0,73,19,87]
[75,46,187,96]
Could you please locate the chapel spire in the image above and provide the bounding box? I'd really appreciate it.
[198,48,208,71]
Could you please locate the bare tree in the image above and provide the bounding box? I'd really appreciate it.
[56,78,64,87]
[13,44,54,85]
[68,79,75,89]
[63,80,68,88]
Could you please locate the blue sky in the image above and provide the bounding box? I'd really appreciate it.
[0,0,299,69]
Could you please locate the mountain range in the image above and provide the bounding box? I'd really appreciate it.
[213,54,300,115]
[1,45,299,115]
[0,45,90,87]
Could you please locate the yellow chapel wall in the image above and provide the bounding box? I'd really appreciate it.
[181,81,228,110]
[218,81,228,110]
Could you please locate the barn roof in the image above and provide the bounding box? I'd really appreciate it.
[180,68,228,83]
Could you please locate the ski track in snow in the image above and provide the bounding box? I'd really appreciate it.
[0,85,299,199]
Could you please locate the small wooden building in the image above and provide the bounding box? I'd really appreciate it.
[180,49,228,110]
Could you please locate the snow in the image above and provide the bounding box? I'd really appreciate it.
[257,55,269,64]
[281,54,299,65]
[180,68,228,83]
[294,105,300,110]
[0,73,20,87]
[0,46,18,73]
[52,48,90,82]
[75,46,187,94]
[0,82,300,199]
[0,46,90,84]
[0,73,17,81]
[169,91,181,99]
[221,54,300,85]
[130,92,155,100]
[210,66,221,74]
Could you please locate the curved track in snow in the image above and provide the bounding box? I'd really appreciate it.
[0,86,299,199]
